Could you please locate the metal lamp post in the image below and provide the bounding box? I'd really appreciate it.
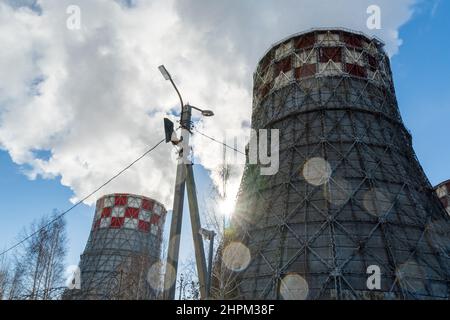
[199,228,216,299]
[159,65,214,300]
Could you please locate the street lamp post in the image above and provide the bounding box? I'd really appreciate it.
[199,228,216,299]
[159,65,214,300]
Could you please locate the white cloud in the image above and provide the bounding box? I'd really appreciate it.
[0,0,417,209]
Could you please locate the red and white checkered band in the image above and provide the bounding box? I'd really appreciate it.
[93,194,166,234]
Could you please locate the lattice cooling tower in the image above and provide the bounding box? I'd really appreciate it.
[66,193,166,300]
[226,28,450,300]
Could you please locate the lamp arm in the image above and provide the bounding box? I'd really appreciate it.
[169,77,184,109]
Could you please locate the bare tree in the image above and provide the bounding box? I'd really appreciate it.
[42,217,66,300]
[9,212,68,300]
[0,254,10,300]
[200,160,244,299]
[108,253,156,300]
[177,257,200,300]
[6,257,25,300]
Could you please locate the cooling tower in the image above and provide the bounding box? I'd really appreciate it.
[227,28,450,300]
[66,193,166,300]
[436,180,450,216]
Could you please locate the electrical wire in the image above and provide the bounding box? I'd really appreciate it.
[0,138,166,257]
[194,128,246,156]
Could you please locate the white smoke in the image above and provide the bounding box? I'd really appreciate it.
[0,0,416,209]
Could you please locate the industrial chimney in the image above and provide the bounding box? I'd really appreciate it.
[226,28,450,300]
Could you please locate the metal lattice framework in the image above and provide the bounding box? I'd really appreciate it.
[64,194,166,300]
[435,180,450,217]
[224,28,450,300]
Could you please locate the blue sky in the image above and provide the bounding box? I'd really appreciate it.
[0,0,449,273]
[392,0,450,186]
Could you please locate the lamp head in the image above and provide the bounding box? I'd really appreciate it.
[201,110,214,117]
[158,65,171,80]
[199,228,215,240]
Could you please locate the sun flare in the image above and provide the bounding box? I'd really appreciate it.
[217,197,236,218]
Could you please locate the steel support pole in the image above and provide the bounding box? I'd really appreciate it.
[163,106,191,300]
[163,161,186,299]
[206,232,215,299]
[185,164,208,299]
[163,104,210,300]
